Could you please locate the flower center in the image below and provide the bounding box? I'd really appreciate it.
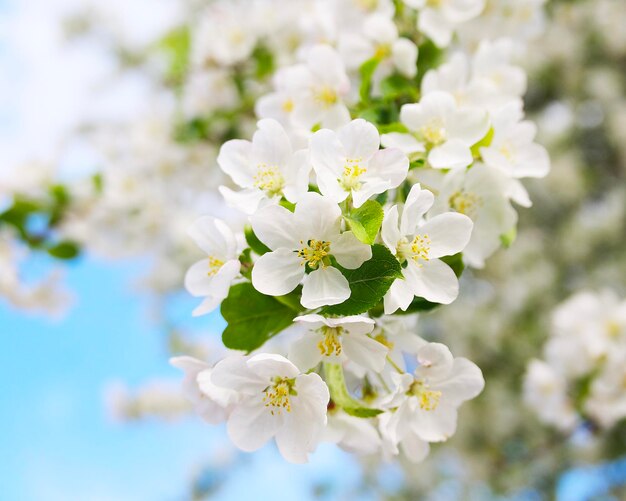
[397,234,431,266]
[426,0,442,7]
[374,43,391,60]
[374,332,394,350]
[449,190,482,217]
[499,142,516,162]
[318,326,343,356]
[606,321,622,338]
[340,158,367,190]
[420,119,446,147]
[355,0,378,11]
[409,380,442,411]
[253,163,285,196]
[207,256,225,276]
[263,377,296,415]
[313,85,338,108]
[281,99,294,113]
[296,239,331,269]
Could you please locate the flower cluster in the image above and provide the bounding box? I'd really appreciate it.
[169,0,550,464]
[524,291,626,431]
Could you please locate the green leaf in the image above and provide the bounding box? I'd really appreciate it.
[221,283,296,352]
[395,253,465,314]
[324,363,383,418]
[500,227,517,248]
[359,57,381,102]
[376,122,409,134]
[252,45,275,79]
[244,225,271,256]
[157,26,190,85]
[47,241,80,260]
[344,200,384,245]
[471,127,494,157]
[380,74,419,102]
[322,244,402,316]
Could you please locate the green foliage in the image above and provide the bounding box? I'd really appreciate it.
[324,363,383,417]
[380,73,419,102]
[47,241,80,260]
[359,57,381,103]
[157,26,190,86]
[323,245,403,316]
[344,200,384,245]
[221,283,297,352]
[252,45,275,79]
[500,227,517,248]
[244,225,271,256]
[471,127,495,157]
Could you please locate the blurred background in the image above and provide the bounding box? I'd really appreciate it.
[1,0,625,499]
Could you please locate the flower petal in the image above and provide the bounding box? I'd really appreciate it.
[428,139,473,169]
[343,334,389,372]
[217,139,254,187]
[250,204,298,250]
[333,232,372,269]
[301,267,350,309]
[404,259,459,305]
[251,248,304,296]
[227,401,282,452]
[419,212,473,258]
[337,119,380,160]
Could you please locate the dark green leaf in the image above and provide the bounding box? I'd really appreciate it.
[47,241,80,260]
[344,200,384,245]
[322,244,402,316]
[221,283,296,352]
[359,57,381,102]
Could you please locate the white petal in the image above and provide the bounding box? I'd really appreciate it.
[419,9,454,48]
[343,334,389,372]
[301,267,350,309]
[380,133,425,155]
[251,248,304,296]
[247,353,300,379]
[192,296,222,317]
[401,432,430,463]
[250,204,298,250]
[289,334,324,372]
[392,38,418,78]
[419,212,473,258]
[337,119,380,160]
[294,192,342,241]
[404,259,459,304]
[435,357,485,406]
[411,402,458,442]
[188,216,235,258]
[384,278,415,314]
[310,128,345,177]
[227,401,282,451]
[366,148,409,189]
[382,205,401,252]
[333,232,372,269]
[217,139,254,187]
[447,109,490,145]
[352,179,391,208]
[428,139,473,169]
[414,342,455,381]
[282,149,312,203]
[219,186,266,215]
[211,356,265,393]
[400,184,435,236]
[252,118,292,167]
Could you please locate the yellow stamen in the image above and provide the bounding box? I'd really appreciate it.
[282,99,294,113]
[263,377,295,415]
[340,158,366,190]
[420,119,446,147]
[207,256,224,276]
[313,85,338,108]
[318,326,343,356]
[253,163,285,196]
[397,234,431,266]
[409,380,442,411]
[296,239,331,269]
[449,190,482,217]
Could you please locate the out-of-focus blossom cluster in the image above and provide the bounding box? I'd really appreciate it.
[525,291,626,431]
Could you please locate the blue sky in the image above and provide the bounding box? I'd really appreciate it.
[0,258,373,501]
